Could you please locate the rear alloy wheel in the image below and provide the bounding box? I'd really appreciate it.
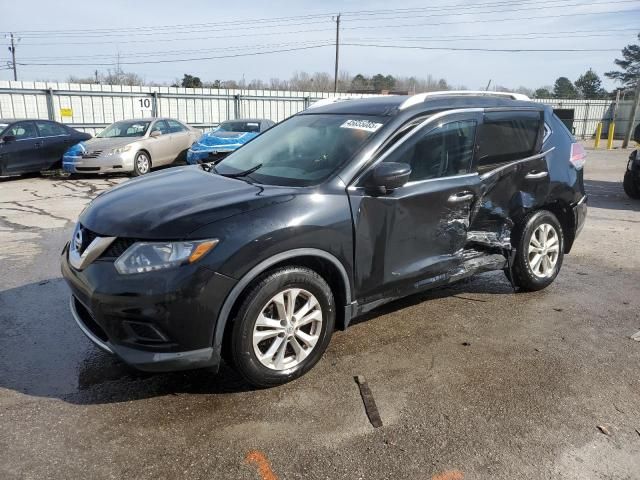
[132,152,151,176]
[623,171,640,199]
[509,210,564,291]
[231,267,335,387]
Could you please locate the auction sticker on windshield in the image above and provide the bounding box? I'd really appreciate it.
[340,119,383,132]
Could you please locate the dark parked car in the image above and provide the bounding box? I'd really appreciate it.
[61,92,587,387]
[0,119,91,176]
[623,122,640,199]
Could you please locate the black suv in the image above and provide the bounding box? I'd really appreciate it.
[61,92,587,387]
[623,122,640,199]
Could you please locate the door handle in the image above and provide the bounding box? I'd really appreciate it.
[33,142,42,148]
[448,192,474,203]
[525,170,548,180]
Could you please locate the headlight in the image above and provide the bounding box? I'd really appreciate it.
[112,145,132,154]
[114,239,218,274]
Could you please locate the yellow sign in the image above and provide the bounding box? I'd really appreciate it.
[60,108,73,117]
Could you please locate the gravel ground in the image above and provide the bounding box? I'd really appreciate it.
[0,146,639,480]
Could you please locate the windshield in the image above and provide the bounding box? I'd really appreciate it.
[217,121,261,133]
[0,123,9,136]
[215,114,386,187]
[97,121,150,138]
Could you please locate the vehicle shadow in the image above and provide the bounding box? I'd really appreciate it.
[584,179,640,212]
[0,272,515,406]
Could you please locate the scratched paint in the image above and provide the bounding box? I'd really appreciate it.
[245,450,278,480]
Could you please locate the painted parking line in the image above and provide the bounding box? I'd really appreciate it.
[432,470,464,480]
[245,450,278,480]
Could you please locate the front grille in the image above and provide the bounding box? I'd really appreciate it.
[73,297,109,342]
[78,226,98,255]
[82,150,103,159]
[101,238,136,258]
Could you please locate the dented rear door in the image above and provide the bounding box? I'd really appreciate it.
[467,109,549,250]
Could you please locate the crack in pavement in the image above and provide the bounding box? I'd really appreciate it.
[1,202,74,226]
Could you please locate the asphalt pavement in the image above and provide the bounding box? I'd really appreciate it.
[0,148,639,480]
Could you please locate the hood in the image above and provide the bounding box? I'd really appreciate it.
[79,166,295,239]
[84,137,140,151]
[64,137,137,156]
[194,131,258,149]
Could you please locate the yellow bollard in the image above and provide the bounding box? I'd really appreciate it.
[594,122,602,149]
[607,122,615,150]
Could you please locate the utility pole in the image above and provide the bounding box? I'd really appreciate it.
[622,78,640,149]
[333,13,341,94]
[7,33,17,81]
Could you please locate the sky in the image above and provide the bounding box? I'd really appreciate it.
[1,0,639,91]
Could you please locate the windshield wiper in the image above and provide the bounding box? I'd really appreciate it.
[218,163,263,178]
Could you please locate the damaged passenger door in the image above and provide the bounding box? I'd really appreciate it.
[349,111,483,304]
[467,109,549,251]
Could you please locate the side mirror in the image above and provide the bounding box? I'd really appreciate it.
[364,162,412,194]
[2,135,16,143]
[150,130,161,138]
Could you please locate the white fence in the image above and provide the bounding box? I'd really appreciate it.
[0,80,635,138]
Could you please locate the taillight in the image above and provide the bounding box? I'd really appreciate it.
[570,143,586,170]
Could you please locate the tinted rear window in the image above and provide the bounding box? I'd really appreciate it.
[476,111,542,172]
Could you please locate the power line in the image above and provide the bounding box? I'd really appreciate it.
[16,44,334,67]
[12,7,636,47]
[15,40,624,69]
[342,43,622,52]
[15,28,633,63]
[18,40,326,61]
[7,0,637,39]
[341,8,640,31]
[348,31,639,44]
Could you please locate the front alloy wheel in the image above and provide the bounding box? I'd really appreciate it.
[253,288,323,371]
[231,266,335,387]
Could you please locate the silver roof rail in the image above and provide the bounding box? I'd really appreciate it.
[399,90,530,110]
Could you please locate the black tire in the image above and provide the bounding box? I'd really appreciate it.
[230,266,335,388]
[132,151,151,176]
[623,171,640,199]
[509,210,564,292]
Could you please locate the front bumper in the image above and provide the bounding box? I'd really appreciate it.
[63,152,134,174]
[61,243,236,372]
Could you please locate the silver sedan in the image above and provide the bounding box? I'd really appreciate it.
[62,118,202,176]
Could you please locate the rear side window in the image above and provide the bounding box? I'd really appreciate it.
[383,120,477,181]
[36,121,68,137]
[151,120,170,135]
[166,120,187,133]
[476,111,542,173]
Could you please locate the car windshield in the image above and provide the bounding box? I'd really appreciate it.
[217,121,261,133]
[97,121,150,138]
[215,114,387,187]
[0,123,9,135]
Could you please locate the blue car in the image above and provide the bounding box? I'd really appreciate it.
[187,118,275,164]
